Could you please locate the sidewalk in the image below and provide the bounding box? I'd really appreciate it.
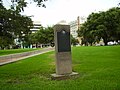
[0,47,54,66]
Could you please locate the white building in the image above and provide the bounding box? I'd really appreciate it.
[69,20,79,38]
[69,16,86,38]
[30,21,41,33]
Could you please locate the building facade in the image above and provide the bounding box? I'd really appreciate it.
[69,16,86,39]
[69,19,79,38]
[30,21,41,33]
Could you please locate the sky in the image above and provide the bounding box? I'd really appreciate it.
[3,0,120,27]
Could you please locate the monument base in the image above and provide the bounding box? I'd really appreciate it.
[51,72,79,80]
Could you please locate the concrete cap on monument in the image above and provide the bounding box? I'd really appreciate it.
[57,20,68,25]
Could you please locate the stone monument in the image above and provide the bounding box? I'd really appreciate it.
[51,24,78,80]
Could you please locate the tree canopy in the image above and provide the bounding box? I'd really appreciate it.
[0,0,48,49]
[0,2,33,49]
[78,7,120,46]
[1,0,48,12]
[28,26,54,48]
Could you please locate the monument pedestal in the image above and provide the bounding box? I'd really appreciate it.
[56,52,72,75]
[51,72,79,80]
[51,24,79,80]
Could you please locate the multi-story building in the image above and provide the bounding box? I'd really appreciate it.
[30,21,41,33]
[69,21,78,38]
[69,16,87,45]
[69,16,80,38]
[69,16,86,39]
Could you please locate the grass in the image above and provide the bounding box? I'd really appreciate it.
[0,45,120,90]
[0,48,40,56]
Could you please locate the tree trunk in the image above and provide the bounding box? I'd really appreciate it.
[90,43,92,46]
[103,38,108,46]
[36,43,38,48]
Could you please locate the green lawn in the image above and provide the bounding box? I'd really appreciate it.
[0,46,120,90]
[0,48,40,56]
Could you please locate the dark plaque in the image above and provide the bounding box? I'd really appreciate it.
[57,30,71,52]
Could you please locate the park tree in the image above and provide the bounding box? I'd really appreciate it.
[71,35,79,46]
[0,2,33,49]
[29,26,54,48]
[1,0,48,12]
[28,33,38,48]
[45,26,54,45]
[0,0,48,49]
[36,27,48,44]
[0,4,15,49]
[36,26,54,44]
[78,7,120,46]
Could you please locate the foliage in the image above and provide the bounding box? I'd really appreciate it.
[0,46,120,90]
[0,3,33,49]
[0,0,48,49]
[78,7,120,46]
[71,35,79,46]
[1,0,48,12]
[29,26,54,47]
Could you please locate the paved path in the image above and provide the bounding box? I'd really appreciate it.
[0,47,54,66]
